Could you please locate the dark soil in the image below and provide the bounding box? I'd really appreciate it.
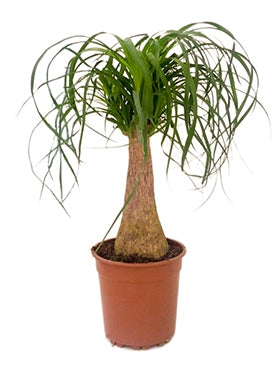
[92,238,183,263]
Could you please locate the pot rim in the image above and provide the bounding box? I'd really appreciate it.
[91,237,186,268]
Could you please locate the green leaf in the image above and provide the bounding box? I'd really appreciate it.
[26,22,265,210]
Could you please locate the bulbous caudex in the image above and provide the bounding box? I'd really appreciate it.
[115,129,168,260]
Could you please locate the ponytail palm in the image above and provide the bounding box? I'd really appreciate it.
[29,22,260,259]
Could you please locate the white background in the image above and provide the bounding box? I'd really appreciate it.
[1,1,279,369]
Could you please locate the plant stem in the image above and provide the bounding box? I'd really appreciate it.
[114,130,168,259]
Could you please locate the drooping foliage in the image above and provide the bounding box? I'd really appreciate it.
[29,22,260,206]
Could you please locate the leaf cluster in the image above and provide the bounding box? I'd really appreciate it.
[29,22,261,205]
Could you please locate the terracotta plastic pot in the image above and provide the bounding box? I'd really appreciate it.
[92,238,186,349]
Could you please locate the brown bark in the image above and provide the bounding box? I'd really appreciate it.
[114,131,168,259]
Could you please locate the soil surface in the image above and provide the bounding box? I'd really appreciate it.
[92,238,183,263]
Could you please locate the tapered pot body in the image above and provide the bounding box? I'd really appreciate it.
[92,238,186,349]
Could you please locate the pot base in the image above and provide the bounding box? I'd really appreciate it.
[92,238,186,349]
[109,336,171,350]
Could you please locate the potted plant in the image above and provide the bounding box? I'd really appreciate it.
[28,22,262,349]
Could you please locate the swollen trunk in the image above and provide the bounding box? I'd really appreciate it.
[114,132,168,259]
